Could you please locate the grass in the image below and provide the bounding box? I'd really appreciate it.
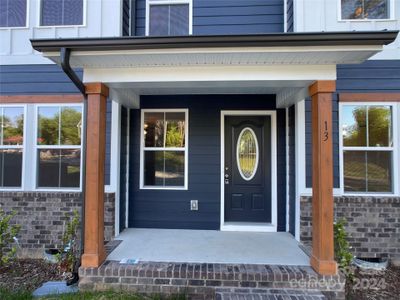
[0,289,187,300]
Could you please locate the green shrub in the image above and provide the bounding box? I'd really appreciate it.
[334,218,354,280]
[57,210,80,273]
[0,209,21,265]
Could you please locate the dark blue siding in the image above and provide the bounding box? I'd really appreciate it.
[287,0,293,32]
[122,0,130,36]
[119,106,129,232]
[0,64,83,95]
[129,95,287,230]
[0,64,112,185]
[305,60,400,188]
[288,105,295,235]
[135,0,284,36]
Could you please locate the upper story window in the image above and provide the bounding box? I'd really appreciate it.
[341,0,391,20]
[147,0,192,36]
[40,0,84,26]
[0,106,24,188]
[341,104,396,193]
[0,0,27,28]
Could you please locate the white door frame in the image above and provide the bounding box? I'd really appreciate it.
[220,110,278,232]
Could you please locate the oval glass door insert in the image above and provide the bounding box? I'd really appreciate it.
[236,127,259,181]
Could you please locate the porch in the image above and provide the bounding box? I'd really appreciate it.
[107,229,310,266]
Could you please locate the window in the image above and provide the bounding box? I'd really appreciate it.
[40,0,83,26]
[0,0,27,28]
[147,0,191,36]
[341,104,395,193]
[140,109,188,189]
[36,105,82,189]
[341,0,391,20]
[0,106,24,188]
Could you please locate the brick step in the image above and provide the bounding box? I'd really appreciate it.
[216,288,327,300]
[79,261,345,299]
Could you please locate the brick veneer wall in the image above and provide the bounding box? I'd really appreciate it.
[0,192,115,258]
[300,196,400,259]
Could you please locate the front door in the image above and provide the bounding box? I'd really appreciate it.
[224,116,271,223]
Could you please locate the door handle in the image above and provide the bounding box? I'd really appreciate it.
[225,178,229,184]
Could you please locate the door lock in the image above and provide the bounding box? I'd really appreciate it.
[225,178,229,184]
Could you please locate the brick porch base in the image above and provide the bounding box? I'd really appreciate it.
[79,261,345,299]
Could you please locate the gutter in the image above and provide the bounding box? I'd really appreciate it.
[31,31,398,52]
[60,48,87,264]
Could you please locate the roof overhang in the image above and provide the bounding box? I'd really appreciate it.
[31,31,398,108]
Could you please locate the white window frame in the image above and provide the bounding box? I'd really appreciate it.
[0,0,29,29]
[338,0,395,21]
[33,103,84,192]
[145,0,193,36]
[37,0,87,28]
[0,104,27,191]
[139,108,189,190]
[339,102,399,196]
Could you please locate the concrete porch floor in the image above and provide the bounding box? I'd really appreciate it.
[107,229,310,266]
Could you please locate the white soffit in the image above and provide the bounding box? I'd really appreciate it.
[42,45,383,68]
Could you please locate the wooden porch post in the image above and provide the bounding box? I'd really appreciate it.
[81,82,109,268]
[309,81,338,275]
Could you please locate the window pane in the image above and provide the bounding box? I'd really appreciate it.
[165,112,185,147]
[170,4,189,35]
[38,107,59,145]
[41,0,83,26]
[63,0,83,25]
[144,112,164,147]
[368,106,392,147]
[341,0,389,19]
[367,151,392,192]
[0,149,22,187]
[365,0,389,19]
[0,0,27,27]
[344,151,366,192]
[342,105,367,146]
[149,5,169,36]
[41,0,63,26]
[144,151,164,186]
[341,0,363,19]
[60,106,82,145]
[2,107,24,145]
[38,149,60,187]
[164,151,184,186]
[60,149,81,188]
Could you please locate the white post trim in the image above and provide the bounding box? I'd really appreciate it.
[285,107,290,232]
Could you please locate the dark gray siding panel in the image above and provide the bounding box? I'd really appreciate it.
[287,0,293,32]
[129,95,286,230]
[0,64,112,185]
[135,0,284,36]
[288,105,295,235]
[276,108,286,231]
[122,0,130,36]
[305,60,400,188]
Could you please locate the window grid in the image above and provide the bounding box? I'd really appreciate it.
[39,0,85,27]
[341,104,396,194]
[0,0,28,28]
[140,109,188,190]
[0,105,25,189]
[339,0,393,20]
[35,104,83,190]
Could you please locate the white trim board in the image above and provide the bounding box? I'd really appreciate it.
[220,111,278,233]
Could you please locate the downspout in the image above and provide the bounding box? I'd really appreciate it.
[60,48,87,263]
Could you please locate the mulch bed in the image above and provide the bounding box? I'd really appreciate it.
[346,264,400,299]
[0,259,63,292]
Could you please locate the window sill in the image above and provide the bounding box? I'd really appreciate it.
[0,26,29,30]
[36,24,86,29]
[337,19,396,22]
[140,186,188,191]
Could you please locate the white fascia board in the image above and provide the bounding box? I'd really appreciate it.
[83,65,337,84]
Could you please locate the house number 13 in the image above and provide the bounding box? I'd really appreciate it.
[323,121,329,141]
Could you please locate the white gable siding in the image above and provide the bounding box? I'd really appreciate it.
[292,0,400,60]
[0,0,123,65]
